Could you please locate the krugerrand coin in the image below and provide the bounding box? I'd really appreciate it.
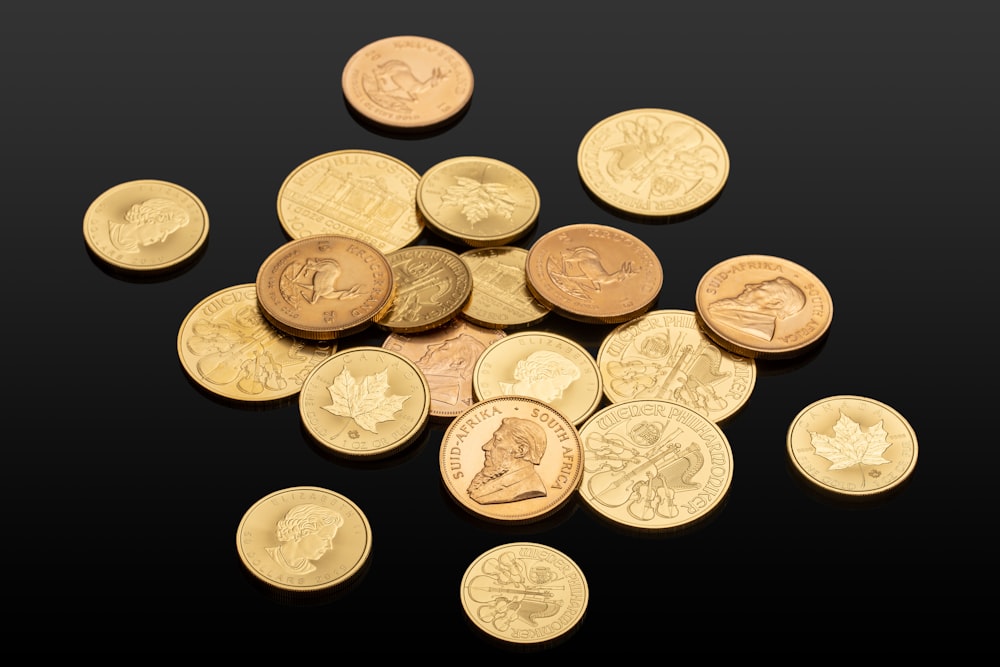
[299,346,430,459]
[276,149,424,253]
[177,283,336,404]
[525,223,662,324]
[694,254,833,360]
[596,309,756,424]
[382,318,506,422]
[472,331,603,427]
[341,35,474,131]
[416,155,540,247]
[459,246,551,330]
[236,486,372,595]
[439,396,584,524]
[255,234,394,341]
[577,107,730,219]
[460,542,589,648]
[374,245,473,334]
[787,395,918,498]
[83,179,209,274]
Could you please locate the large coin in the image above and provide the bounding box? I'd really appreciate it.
[374,245,473,334]
[577,107,729,219]
[459,246,551,330]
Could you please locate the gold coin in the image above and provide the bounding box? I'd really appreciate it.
[472,331,603,427]
[525,223,662,324]
[177,283,336,404]
[694,254,834,360]
[787,395,918,498]
[460,542,589,647]
[382,318,506,422]
[577,107,729,219]
[416,156,540,247]
[374,245,473,334]
[276,149,424,253]
[299,346,430,459]
[578,399,734,532]
[596,309,756,424]
[341,35,473,131]
[459,246,551,330]
[82,179,209,273]
[236,486,372,595]
[255,235,395,341]
[439,396,584,524]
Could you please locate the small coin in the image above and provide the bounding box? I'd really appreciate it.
[577,399,735,531]
[459,246,551,330]
[83,179,209,273]
[460,542,589,647]
[577,107,730,219]
[255,235,395,341]
[694,254,833,360]
[276,149,424,253]
[382,318,506,421]
[177,283,336,403]
[236,486,372,595]
[472,331,603,427]
[525,223,662,324]
[341,35,474,131]
[596,309,756,423]
[787,395,918,498]
[439,396,584,524]
[374,245,473,334]
[416,156,540,247]
[299,346,430,459]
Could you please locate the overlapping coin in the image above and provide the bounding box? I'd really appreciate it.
[459,246,550,330]
[374,245,473,334]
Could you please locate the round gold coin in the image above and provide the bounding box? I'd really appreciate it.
[472,331,603,427]
[299,346,430,459]
[596,309,756,424]
[577,107,730,219]
[374,245,473,334]
[460,542,589,647]
[236,486,372,595]
[416,156,540,247]
[459,246,551,330]
[694,254,834,359]
[341,35,474,131]
[276,149,424,253]
[177,283,336,403]
[83,179,209,273]
[787,395,918,498]
[578,399,734,532]
[525,223,662,324]
[255,234,395,341]
[439,396,584,524]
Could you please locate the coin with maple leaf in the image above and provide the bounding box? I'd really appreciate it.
[787,395,918,498]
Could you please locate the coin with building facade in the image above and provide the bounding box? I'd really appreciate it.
[459,246,550,330]
[374,245,473,334]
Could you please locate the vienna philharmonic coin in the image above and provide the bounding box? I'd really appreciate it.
[578,399,734,531]
[694,254,833,360]
[460,542,589,647]
[439,396,584,524]
[83,179,209,273]
[459,246,551,330]
[177,284,336,403]
[236,486,372,595]
[374,245,473,334]
[525,223,662,324]
[787,395,918,498]
[596,309,756,424]
[577,107,730,218]
[299,346,430,459]
[276,149,424,253]
[416,155,540,248]
[255,234,394,341]
[341,35,474,131]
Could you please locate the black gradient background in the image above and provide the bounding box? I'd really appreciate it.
[5,2,994,655]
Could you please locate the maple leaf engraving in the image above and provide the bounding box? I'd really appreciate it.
[809,412,891,487]
[441,176,516,224]
[322,367,409,433]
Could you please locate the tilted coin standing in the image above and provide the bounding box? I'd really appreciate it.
[83,179,209,273]
[374,245,473,334]
[577,107,730,219]
[459,246,550,330]
[787,395,918,498]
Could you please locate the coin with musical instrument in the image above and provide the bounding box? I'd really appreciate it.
[459,246,550,330]
[460,542,589,648]
[577,399,734,531]
[374,245,473,334]
[177,283,336,403]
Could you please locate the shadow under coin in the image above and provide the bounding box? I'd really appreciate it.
[301,419,431,471]
[178,360,297,412]
[84,237,208,283]
[784,455,915,510]
[578,176,726,226]
[236,548,372,608]
[577,491,730,541]
[343,96,472,140]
